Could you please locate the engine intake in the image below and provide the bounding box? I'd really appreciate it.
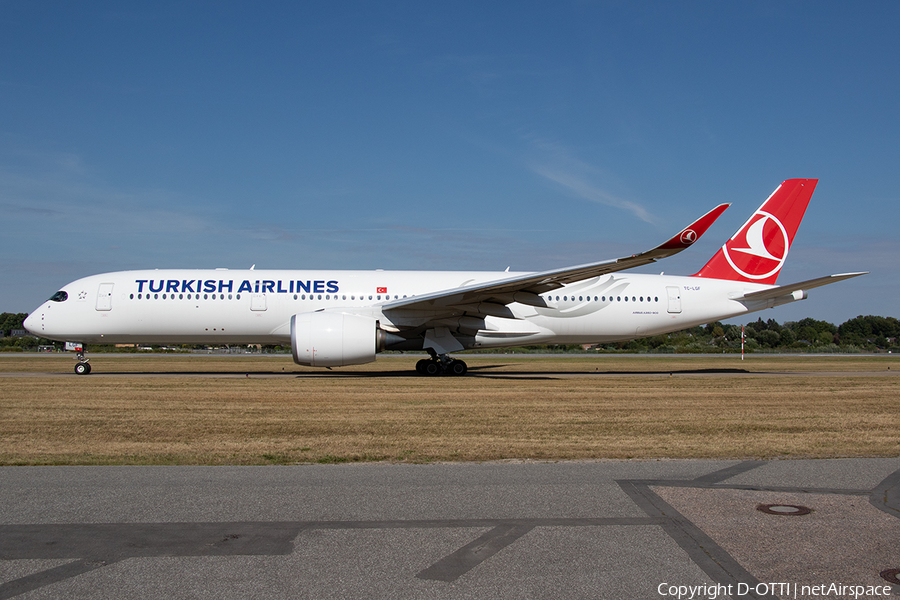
[291,312,385,367]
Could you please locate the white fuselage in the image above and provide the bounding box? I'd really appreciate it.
[24,268,779,349]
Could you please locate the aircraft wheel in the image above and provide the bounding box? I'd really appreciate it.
[448,360,467,376]
[416,359,430,374]
[424,361,441,376]
[75,362,91,375]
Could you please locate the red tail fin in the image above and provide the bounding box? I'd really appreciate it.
[693,179,817,284]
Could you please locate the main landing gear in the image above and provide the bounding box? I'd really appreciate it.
[415,350,468,376]
[74,349,92,375]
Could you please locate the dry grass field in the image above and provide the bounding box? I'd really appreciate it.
[1,353,898,465]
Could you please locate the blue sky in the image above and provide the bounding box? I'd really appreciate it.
[2,1,898,325]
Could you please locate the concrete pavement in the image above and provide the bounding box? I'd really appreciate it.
[1,459,899,599]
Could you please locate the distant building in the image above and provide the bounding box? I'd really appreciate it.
[11,329,26,338]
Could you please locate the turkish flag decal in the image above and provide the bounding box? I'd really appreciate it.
[376,287,387,294]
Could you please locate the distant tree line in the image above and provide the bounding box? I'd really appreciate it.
[0,313,27,335]
[0,313,38,350]
[2,312,898,353]
[587,314,900,353]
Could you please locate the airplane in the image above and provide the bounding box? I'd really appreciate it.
[24,179,866,375]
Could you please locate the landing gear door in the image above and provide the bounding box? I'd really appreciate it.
[96,283,114,311]
[666,286,682,314]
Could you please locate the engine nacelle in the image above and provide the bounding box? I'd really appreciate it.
[291,312,383,367]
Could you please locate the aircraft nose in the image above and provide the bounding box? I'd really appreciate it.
[23,312,36,333]
[24,310,41,335]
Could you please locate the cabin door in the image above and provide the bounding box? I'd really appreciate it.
[96,283,114,311]
[666,286,682,314]
[250,293,267,311]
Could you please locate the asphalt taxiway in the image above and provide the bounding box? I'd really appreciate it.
[1,459,899,599]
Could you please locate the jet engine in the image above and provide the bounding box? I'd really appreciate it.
[291,312,389,367]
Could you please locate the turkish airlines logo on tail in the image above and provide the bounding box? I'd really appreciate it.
[723,210,789,280]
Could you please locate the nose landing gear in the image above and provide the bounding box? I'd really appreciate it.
[71,345,92,375]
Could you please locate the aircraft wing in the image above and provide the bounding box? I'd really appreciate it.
[382,203,730,314]
[735,272,869,302]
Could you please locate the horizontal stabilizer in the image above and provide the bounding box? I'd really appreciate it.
[736,272,868,302]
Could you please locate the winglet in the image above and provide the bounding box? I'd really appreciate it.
[616,202,730,268]
[655,203,730,251]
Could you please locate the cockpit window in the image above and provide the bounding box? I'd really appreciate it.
[49,291,68,302]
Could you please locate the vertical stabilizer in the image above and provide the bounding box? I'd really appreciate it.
[692,179,817,284]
